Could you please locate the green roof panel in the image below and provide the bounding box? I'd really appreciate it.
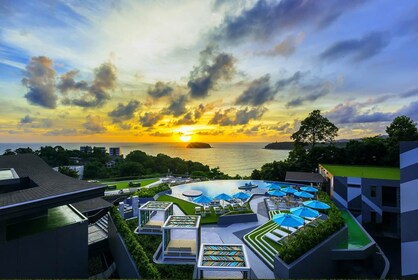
[321,164,400,180]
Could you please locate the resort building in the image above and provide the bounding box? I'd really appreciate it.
[319,164,400,238]
[399,141,418,277]
[0,154,106,278]
[285,171,325,186]
[320,141,418,277]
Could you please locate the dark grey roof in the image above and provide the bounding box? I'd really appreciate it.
[0,154,105,219]
[285,171,325,183]
[72,197,112,214]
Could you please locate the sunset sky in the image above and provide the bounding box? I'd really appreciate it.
[1,0,417,143]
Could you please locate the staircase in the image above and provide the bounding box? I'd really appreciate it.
[95,213,109,234]
[88,214,109,245]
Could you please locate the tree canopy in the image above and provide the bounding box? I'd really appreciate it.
[58,166,79,178]
[386,115,418,143]
[291,110,338,148]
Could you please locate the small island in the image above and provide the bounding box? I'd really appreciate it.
[264,141,294,150]
[186,142,212,149]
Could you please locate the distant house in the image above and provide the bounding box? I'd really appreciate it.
[105,160,116,168]
[0,154,106,278]
[109,147,121,157]
[80,145,93,153]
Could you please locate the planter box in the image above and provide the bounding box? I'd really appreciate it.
[108,216,141,278]
[218,213,258,226]
[274,225,348,278]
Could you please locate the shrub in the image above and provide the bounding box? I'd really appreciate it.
[126,219,195,279]
[134,183,170,198]
[110,207,160,279]
[277,191,344,264]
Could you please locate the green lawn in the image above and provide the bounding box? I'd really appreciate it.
[321,164,400,180]
[244,220,283,268]
[100,178,158,190]
[157,195,219,224]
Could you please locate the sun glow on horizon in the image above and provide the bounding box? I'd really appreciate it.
[180,134,192,142]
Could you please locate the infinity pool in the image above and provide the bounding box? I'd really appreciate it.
[171,180,301,198]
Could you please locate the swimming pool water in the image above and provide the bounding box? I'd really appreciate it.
[339,210,371,249]
[171,180,299,198]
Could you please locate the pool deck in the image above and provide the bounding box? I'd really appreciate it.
[169,195,275,278]
[200,196,274,279]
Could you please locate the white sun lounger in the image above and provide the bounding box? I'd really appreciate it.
[264,232,282,244]
[288,227,298,233]
[273,229,289,237]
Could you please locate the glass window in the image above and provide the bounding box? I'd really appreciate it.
[371,186,376,197]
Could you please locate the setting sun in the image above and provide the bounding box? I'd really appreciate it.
[180,134,192,142]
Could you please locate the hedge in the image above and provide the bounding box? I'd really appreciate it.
[110,207,160,279]
[134,183,170,198]
[126,219,195,279]
[277,191,345,264]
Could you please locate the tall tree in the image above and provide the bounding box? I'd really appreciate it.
[291,110,338,148]
[386,115,418,142]
[58,166,79,178]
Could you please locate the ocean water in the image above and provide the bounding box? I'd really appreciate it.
[0,142,290,176]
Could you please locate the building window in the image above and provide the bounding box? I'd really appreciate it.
[382,186,398,207]
[370,212,376,224]
[371,186,376,198]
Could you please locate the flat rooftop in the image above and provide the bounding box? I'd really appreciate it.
[140,201,172,211]
[0,154,105,220]
[198,244,250,269]
[163,215,200,229]
[321,164,400,180]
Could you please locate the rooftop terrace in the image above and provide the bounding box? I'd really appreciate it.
[321,164,400,180]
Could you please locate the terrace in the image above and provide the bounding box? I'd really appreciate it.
[115,178,384,278]
[243,210,325,268]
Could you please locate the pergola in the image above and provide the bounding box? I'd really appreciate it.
[136,201,173,234]
[161,215,201,262]
[197,243,251,279]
